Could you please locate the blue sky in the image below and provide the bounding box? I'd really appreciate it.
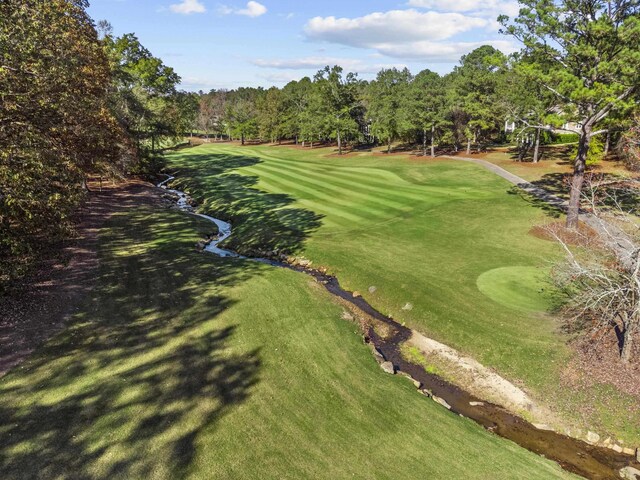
[88,0,521,91]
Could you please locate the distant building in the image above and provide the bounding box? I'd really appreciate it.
[559,122,582,133]
[504,120,517,133]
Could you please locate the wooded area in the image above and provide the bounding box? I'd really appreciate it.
[0,0,197,287]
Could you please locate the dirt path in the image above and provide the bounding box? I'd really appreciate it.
[0,179,161,377]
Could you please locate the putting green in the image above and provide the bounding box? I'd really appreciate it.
[476,266,554,313]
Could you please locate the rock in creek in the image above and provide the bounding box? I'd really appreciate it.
[341,311,354,321]
[380,361,395,374]
[620,466,640,480]
[533,424,553,431]
[432,395,451,410]
[372,347,385,361]
[586,431,600,444]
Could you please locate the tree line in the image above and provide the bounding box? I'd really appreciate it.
[2,0,639,290]
[0,0,197,288]
[195,52,506,157]
[194,0,639,232]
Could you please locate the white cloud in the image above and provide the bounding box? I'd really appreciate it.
[169,0,206,14]
[252,56,407,74]
[257,72,304,84]
[407,0,520,18]
[305,10,487,45]
[303,9,515,62]
[372,39,517,61]
[219,1,267,17]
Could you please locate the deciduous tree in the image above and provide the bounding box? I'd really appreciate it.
[367,68,412,154]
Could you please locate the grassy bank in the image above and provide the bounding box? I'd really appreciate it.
[164,143,640,443]
[0,203,573,479]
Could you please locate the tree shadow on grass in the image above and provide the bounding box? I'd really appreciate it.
[507,186,563,219]
[169,153,324,257]
[506,145,575,164]
[529,173,571,199]
[515,172,640,218]
[0,207,263,479]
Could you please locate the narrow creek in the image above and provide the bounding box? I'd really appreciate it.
[158,174,638,480]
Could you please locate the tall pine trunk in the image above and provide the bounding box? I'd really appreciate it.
[604,131,610,157]
[466,138,471,155]
[532,129,541,163]
[337,129,342,155]
[387,137,392,154]
[566,128,591,229]
[423,128,427,156]
[431,124,435,158]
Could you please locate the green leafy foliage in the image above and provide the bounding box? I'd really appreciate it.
[618,115,640,171]
[500,0,640,225]
[0,3,192,287]
[366,68,412,152]
[0,0,129,287]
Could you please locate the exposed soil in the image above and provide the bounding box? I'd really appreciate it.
[406,331,534,412]
[0,178,162,376]
[530,221,603,248]
[563,331,640,400]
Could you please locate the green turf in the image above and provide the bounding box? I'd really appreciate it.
[0,206,574,479]
[165,143,640,443]
[165,144,568,393]
[476,266,555,312]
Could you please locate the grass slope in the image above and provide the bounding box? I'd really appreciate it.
[165,143,640,442]
[166,144,565,390]
[0,205,573,479]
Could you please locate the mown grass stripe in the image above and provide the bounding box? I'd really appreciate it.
[245,162,415,213]
[242,167,397,222]
[242,171,374,224]
[247,154,431,202]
